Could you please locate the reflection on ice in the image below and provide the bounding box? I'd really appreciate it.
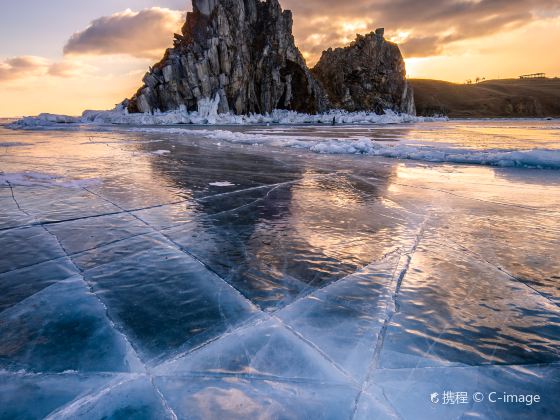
[155,376,360,420]
[378,237,560,368]
[356,363,560,419]
[0,121,559,418]
[85,243,260,363]
[155,319,348,383]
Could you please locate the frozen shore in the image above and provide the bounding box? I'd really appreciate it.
[6,110,560,170]
[7,101,439,129]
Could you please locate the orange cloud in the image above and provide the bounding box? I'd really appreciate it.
[0,56,50,81]
[0,56,94,83]
[285,0,560,61]
[63,8,184,59]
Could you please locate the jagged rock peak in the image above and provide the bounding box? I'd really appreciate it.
[127,0,328,115]
[312,30,416,115]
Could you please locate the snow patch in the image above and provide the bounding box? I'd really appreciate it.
[152,150,171,155]
[209,181,236,187]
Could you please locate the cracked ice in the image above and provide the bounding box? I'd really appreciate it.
[1,120,560,419]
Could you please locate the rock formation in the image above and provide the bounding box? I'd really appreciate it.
[312,29,416,115]
[127,1,415,116]
[127,0,328,115]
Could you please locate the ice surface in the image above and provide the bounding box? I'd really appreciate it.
[277,297,384,383]
[0,277,142,373]
[155,376,360,420]
[155,319,349,383]
[46,375,173,419]
[152,149,171,156]
[175,128,560,168]
[276,256,401,382]
[0,171,101,189]
[10,113,560,168]
[44,213,153,255]
[355,363,560,420]
[0,226,67,273]
[0,187,34,229]
[71,233,171,272]
[425,207,560,306]
[377,236,560,369]
[0,257,76,312]
[0,141,28,148]
[0,373,115,419]
[84,243,261,363]
[9,185,120,223]
[160,174,422,311]
[1,120,559,418]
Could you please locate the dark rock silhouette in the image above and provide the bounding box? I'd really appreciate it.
[127,0,327,115]
[127,1,415,116]
[312,30,415,115]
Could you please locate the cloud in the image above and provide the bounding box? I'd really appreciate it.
[51,1,560,66]
[63,8,184,59]
[47,61,95,78]
[400,36,446,58]
[0,56,93,83]
[0,56,50,82]
[282,0,560,61]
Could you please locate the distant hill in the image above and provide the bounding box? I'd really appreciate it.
[410,78,560,118]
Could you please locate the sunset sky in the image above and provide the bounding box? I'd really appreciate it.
[1,0,559,117]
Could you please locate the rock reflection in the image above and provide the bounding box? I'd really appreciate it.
[141,136,414,311]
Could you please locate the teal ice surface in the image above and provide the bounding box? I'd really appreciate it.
[0,122,559,419]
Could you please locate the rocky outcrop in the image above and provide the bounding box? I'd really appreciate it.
[312,29,416,115]
[127,1,416,117]
[127,0,328,115]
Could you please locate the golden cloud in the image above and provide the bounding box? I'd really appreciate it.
[63,8,184,59]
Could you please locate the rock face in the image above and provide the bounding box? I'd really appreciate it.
[127,1,416,116]
[312,30,416,115]
[127,0,328,115]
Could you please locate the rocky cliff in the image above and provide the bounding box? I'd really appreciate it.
[127,1,415,116]
[312,29,415,115]
[127,0,327,115]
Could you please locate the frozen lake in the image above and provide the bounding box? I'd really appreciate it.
[1,119,559,419]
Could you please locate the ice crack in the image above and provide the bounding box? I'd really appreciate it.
[82,186,264,314]
[6,181,30,216]
[350,218,428,418]
[6,182,175,418]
